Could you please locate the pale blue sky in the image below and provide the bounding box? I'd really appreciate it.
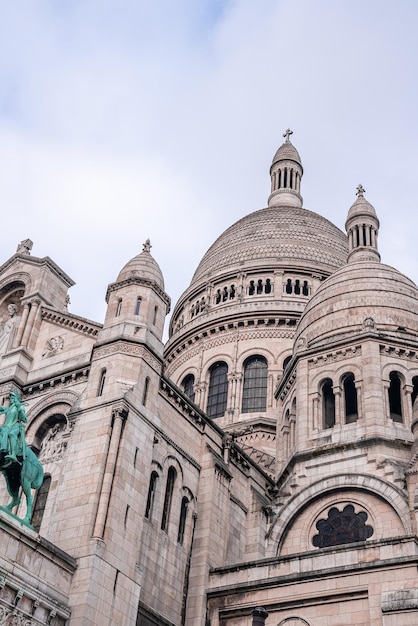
[0,0,417,330]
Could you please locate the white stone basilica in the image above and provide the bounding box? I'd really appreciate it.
[1,132,418,626]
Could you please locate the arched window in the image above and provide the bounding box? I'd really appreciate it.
[302,280,309,296]
[145,471,159,520]
[388,371,403,422]
[135,297,141,316]
[177,496,189,544]
[97,368,106,397]
[242,356,268,413]
[294,279,301,295]
[265,279,272,294]
[116,298,122,317]
[257,279,263,294]
[182,374,195,402]
[206,362,228,418]
[343,373,358,423]
[32,474,51,533]
[321,378,335,429]
[283,355,292,371]
[142,376,150,407]
[248,281,255,296]
[161,467,177,531]
[285,279,292,294]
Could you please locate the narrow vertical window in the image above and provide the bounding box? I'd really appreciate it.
[177,496,189,544]
[153,305,158,325]
[142,376,150,406]
[242,356,268,413]
[97,368,107,397]
[116,298,122,317]
[182,374,195,402]
[145,471,159,519]
[285,279,292,294]
[32,474,51,532]
[343,373,358,423]
[322,378,335,429]
[412,376,418,409]
[206,362,228,418]
[265,279,272,294]
[135,297,141,316]
[388,371,403,422]
[161,467,177,531]
[248,281,255,295]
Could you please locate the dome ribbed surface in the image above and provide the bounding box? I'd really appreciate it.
[272,141,302,166]
[295,262,418,349]
[190,206,348,286]
[117,251,165,288]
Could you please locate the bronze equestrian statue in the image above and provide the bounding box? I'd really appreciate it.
[0,392,44,528]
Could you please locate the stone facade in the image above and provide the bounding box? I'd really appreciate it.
[0,136,418,625]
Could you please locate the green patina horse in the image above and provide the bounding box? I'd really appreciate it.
[0,392,44,527]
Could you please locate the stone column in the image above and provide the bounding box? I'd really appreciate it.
[14,303,30,348]
[93,406,127,539]
[334,387,342,426]
[252,607,268,626]
[21,299,40,347]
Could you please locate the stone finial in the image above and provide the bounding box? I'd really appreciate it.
[143,239,152,253]
[16,239,33,256]
[283,128,293,143]
[356,183,366,197]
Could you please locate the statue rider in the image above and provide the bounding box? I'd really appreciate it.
[0,391,28,463]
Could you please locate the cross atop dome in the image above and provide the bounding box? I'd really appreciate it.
[283,128,293,143]
[143,239,152,253]
[356,184,365,197]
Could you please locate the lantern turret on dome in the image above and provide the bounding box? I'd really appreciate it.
[345,185,380,263]
[268,129,303,208]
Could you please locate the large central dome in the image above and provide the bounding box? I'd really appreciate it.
[191,205,348,287]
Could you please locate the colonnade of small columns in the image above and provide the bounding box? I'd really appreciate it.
[270,166,301,193]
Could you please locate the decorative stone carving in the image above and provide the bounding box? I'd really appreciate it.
[42,337,64,358]
[16,239,33,256]
[39,423,71,464]
[0,305,21,356]
[363,316,376,329]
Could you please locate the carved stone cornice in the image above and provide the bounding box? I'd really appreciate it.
[23,367,89,398]
[41,307,102,337]
[93,341,162,374]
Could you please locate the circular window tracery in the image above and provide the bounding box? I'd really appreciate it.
[312,504,374,548]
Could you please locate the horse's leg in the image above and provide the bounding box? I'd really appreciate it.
[21,477,33,523]
[3,473,21,510]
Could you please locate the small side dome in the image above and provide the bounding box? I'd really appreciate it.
[294,261,418,352]
[117,239,165,289]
